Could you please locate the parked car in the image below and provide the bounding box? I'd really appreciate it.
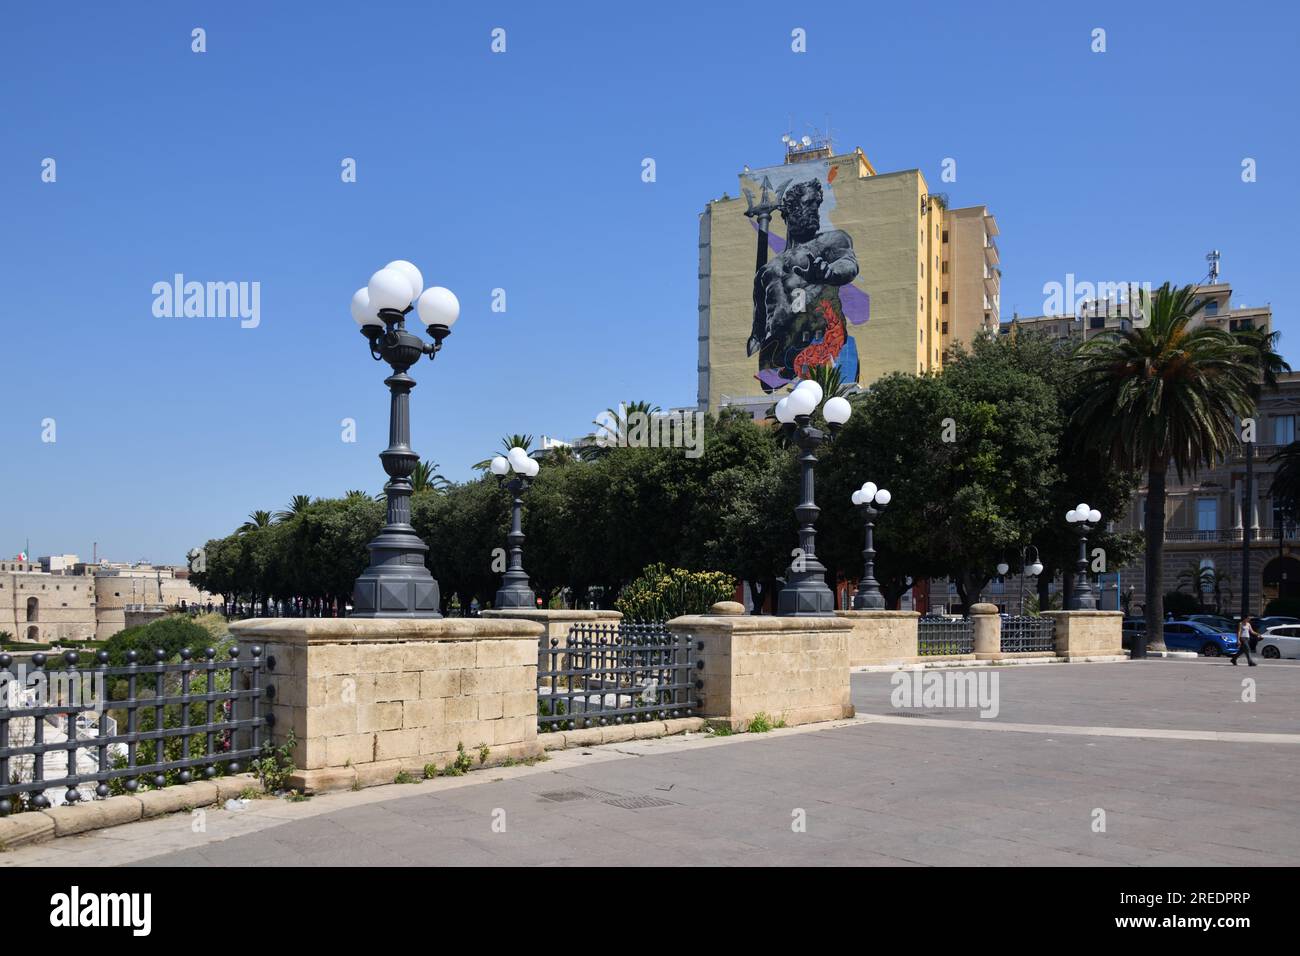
[1257,624,1300,660]
[1253,615,1300,632]
[1184,613,1238,632]
[1161,620,1239,657]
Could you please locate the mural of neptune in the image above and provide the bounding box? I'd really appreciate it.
[747,179,861,392]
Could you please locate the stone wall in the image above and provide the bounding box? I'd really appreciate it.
[230,617,544,793]
[479,608,622,671]
[1043,610,1123,659]
[668,609,853,730]
[835,610,918,665]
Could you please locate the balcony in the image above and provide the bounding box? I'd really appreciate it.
[1164,528,1290,543]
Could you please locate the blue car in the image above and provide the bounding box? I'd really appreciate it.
[1161,620,1240,657]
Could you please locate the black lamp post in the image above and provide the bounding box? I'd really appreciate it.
[1066,503,1100,611]
[851,481,891,610]
[774,381,853,617]
[349,262,460,618]
[490,448,539,609]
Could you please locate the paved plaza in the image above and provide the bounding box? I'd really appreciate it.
[4,659,1298,867]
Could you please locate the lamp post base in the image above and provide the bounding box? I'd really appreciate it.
[777,576,837,617]
[494,576,536,610]
[350,532,442,618]
[852,591,886,611]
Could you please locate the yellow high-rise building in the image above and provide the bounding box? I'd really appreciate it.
[697,143,999,414]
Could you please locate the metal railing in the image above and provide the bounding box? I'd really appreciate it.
[0,646,267,815]
[1000,615,1056,653]
[538,621,697,731]
[917,616,973,656]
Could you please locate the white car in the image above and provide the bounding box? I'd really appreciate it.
[1257,625,1300,660]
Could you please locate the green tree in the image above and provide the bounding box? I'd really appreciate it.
[1072,282,1257,656]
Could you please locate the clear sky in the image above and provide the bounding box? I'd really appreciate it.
[2,0,1296,564]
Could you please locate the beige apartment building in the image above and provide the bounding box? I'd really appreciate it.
[698,140,1000,415]
[0,559,220,643]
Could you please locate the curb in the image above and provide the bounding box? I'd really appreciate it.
[0,775,264,851]
[538,717,707,751]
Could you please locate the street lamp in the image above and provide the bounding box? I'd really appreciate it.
[997,546,1044,614]
[1065,503,1101,610]
[850,481,891,610]
[349,261,460,618]
[490,448,540,609]
[773,379,852,616]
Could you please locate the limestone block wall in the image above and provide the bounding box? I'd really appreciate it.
[668,612,853,730]
[230,617,544,792]
[1043,610,1123,659]
[835,610,918,665]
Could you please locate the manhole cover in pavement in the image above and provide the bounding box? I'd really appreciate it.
[603,795,677,810]
[537,787,621,803]
[537,790,593,802]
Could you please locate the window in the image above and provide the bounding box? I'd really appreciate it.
[1275,415,1296,445]
[941,292,949,305]
[1204,301,1219,316]
[1197,498,1217,532]
[942,231,949,243]
[941,321,949,334]
[941,261,948,275]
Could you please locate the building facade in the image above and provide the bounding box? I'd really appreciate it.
[0,559,220,643]
[698,142,999,416]
[999,274,1282,616]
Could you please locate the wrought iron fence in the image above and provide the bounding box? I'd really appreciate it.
[917,616,973,656]
[538,621,698,731]
[0,646,267,816]
[1000,615,1057,653]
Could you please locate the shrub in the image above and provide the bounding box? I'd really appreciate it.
[1264,597,1300,618]
[1162,590,1199,616]
[614,564,735,621]
[102,615,216,667]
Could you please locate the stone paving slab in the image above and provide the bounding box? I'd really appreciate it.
[2,660,1296,867]
[853,657,1300,733]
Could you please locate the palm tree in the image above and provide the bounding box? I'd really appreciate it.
[1176,562,1233,614]
[1072,282,1257,657]
[274,495,314,522]
[543,443,583,466]
[343,489,372,503]
[588,402,661,457]
[473,434,534,471]
[238,510,273,533]
[409,459,449,495]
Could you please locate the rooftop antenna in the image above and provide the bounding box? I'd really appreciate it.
[1206,249,1221,284]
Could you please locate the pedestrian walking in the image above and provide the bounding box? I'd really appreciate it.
[1231,616,1258,666]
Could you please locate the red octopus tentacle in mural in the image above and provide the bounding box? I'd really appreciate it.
[792,299,847,378]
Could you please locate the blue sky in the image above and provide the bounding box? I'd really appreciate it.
[3,0,1296,564]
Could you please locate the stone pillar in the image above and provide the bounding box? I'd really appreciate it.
[970,602,1002,660]
[834,609,919,666]
[669,602,853,731]
[1042,610,1124,660]
[230,617,544,793]
[479,608,622,672]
